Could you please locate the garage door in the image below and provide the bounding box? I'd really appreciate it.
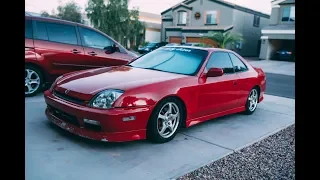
[169,37,182,44]
[186,37,218,47]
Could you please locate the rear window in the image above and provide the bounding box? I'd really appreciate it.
[25,20,33,39]
[129,47,208,75]
[34,21,78,45]
[34,21,49,40]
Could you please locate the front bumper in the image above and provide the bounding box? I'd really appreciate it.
[44,90,154,142]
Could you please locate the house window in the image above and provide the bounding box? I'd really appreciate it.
[178,11,187,24]
[253,15,260,27]
[206,11,217,24]
[282,6,295,22]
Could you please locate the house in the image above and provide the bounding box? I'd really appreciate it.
[259,0,295,60]
[139,11,162,43]
[161,0,270,57]
[82,11,161,46]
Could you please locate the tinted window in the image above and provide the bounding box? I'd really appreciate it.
[46,23,78,45]
[79,27,112,49]
[25,20,33,39]
[35,21,48,40]
[129,47,208,75]
[229,53,248,72]
[206,52,234,74]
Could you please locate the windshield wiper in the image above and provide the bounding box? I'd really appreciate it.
[144,67,167,73]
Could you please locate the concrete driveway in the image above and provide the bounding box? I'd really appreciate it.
[25,93,294,180]
[246,59,295,76]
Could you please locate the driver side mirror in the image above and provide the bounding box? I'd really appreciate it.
[206,68,224,77]
[104,44,119,54]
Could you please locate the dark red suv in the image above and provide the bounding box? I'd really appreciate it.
[25,15,137,96]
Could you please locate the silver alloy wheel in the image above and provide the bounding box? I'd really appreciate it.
[248,89,258,111]
[157,102,180,138]
[25,69,41,95]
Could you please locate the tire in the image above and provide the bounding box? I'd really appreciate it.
[25,65,43,97]
[243,88,259,115]
[147,97,183,143]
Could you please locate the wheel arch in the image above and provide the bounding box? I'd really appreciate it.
[25,62,46,82]
[146,94,188,129]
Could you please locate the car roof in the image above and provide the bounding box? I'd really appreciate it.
[25,15,84,27]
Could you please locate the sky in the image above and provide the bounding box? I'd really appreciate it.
[25,0,272,15]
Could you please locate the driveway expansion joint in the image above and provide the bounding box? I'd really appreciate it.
[179,132,235,152]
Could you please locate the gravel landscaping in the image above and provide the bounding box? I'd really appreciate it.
[178,124,295,180]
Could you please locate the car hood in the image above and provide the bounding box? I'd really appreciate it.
[54,66,186,101]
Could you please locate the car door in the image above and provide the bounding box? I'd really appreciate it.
[78,26,131,68]
[228,52,253,107]
[33,20,87,78]
[197,51,240,117]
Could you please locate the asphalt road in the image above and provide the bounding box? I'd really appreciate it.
[264,73,295,99]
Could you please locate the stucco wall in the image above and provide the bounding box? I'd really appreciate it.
[187,0,234,26]
[231,9,269,56]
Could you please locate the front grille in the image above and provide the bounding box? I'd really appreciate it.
[54,90,85,105]
[48,105,80,127]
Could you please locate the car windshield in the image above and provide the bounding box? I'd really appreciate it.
[128,47,208,75]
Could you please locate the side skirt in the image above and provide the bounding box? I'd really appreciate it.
[186,106,246,128]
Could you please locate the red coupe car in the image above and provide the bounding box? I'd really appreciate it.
[44,46,266,143]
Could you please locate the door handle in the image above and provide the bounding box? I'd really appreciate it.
[71,49,80,54]
[88,51,97,56]
[233,81,237,85]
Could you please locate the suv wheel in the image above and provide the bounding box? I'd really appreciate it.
[25,65,43,97]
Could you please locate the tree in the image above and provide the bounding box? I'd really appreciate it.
[40,1,82,23]
[40,10,58,18]
[57,1,83,23]
[203,31,244,49]
[86,0,145,48]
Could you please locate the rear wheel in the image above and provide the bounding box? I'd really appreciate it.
[147,98,183,143]
[25,65,43,97]
[243,88,259,115]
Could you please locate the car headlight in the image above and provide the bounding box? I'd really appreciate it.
[49,75,63,92]
[89,89,124,109]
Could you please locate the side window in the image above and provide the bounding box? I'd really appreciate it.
[228,53,248,72]
[206,52,234,74]
[34,21,49,40]
[79,27,113,49]
[25,20,33,39]
[46,22,78,45]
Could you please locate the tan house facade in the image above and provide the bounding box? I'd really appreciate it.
[259,0,295,60]
[161,0,270,57]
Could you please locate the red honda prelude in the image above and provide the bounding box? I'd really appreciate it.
[44,46,266,143]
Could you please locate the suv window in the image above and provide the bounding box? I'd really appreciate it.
[79,27,113,49]
[34,21,49,40]
[46,23,78,45]
[25,20,33,39]
[206,52,234,74]
[34,21,78,45]
[228,53,248,72]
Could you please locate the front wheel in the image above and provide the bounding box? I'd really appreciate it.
[25,65,43,97]
[243,88,259,115]
[147,98,183,143]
